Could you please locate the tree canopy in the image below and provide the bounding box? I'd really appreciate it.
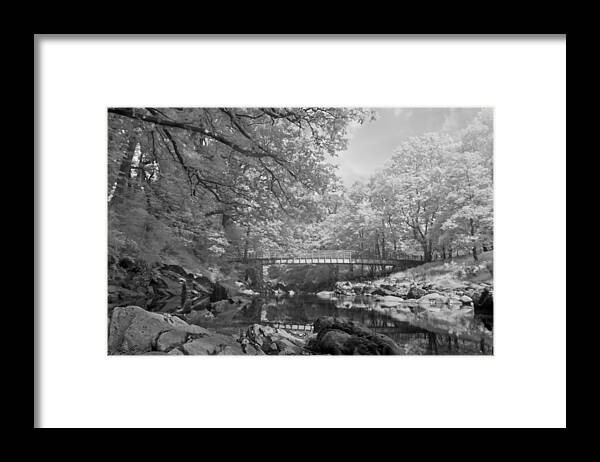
[108,107,492,272]
[108,107,374,269]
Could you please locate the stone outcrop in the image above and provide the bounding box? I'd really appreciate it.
[107,259,215,314]
[308,317,402,355]
[108,306,209,354]
[108,305,256,355]
[108,257,259,316]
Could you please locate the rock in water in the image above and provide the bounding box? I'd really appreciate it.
[316,291,335,299]
[314,330,352,354]
[310,317,401,355]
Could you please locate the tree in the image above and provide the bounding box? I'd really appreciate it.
[107,107,373,268]
[384,133,459,261]
[441,110,494,260]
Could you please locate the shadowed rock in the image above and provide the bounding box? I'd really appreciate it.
[474,288,493,316]
[309,317,401,355]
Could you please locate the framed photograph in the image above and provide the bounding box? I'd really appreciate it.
[35,34,566,428]
[106,106,494,357]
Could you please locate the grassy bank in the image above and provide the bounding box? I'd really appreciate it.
[386,251,494,287]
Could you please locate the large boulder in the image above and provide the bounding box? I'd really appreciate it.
[309,317,401,355]
[316,330,354,354]
[108,305,208,354]
[156,329,188,352]
[181,335,244,355]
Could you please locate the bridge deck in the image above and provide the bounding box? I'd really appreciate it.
[240,250,424,266]
[245,256,422,266]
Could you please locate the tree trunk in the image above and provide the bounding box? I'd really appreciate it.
[421,240,433,262]
[111,136,138,205]
[387,216,397,251]
[470,218,478,261]
[380,219,386,259]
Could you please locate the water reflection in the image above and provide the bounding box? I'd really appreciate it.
[231,294,493,355]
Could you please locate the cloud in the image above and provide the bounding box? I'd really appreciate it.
[440,108,482,133]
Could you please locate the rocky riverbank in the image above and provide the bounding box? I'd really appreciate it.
[108,256,259,315]
[316,277,493,317]
[107,254,493,355]
[108,305,405,355]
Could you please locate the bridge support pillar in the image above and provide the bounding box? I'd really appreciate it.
[243,262,266,292]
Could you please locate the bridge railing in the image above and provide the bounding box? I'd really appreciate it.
[244,249,424,261]
[244,245,492,262]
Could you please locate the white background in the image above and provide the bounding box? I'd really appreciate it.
[36,36,566,428]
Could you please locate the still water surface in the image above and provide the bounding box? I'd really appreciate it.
[220,294,493,355]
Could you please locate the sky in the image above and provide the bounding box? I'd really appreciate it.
[333,108,483,187]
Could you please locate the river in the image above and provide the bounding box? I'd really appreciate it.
[213,293,493,355]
